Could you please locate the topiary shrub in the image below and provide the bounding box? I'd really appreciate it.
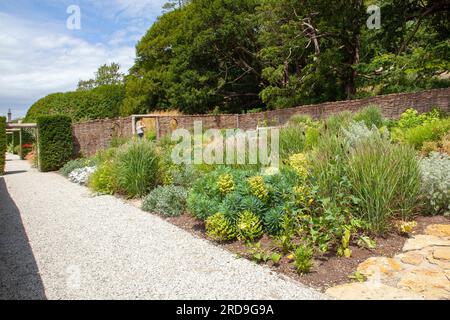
[142,185,188,217]
[0,116,6,175]
[37,115,73,172]
[205,212,237,241]
[25,85,125,123]
[115,140,160,198]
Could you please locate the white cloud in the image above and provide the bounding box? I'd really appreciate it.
[0,12,136,118]
[87,0,167,43]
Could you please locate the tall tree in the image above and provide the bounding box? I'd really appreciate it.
[120,0,449,115]
[77,62,124,91]
[122,0,262,115]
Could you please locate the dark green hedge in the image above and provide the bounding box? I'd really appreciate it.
[0,117,6,175]
[25,84,125,122]
[37,115,73,172]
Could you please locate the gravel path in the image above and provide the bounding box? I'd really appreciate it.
[0,154,326,300]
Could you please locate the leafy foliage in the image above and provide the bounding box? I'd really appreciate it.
[36,115,73,172]
[248,176,269,202]
[217,173,235,194]
[279,126,307,160]
[25,1,449,117]
[394,118,450,150]
[122,0,262,115]
[77,63,124,90]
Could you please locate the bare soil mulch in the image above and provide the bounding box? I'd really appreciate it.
[164,213,450,292]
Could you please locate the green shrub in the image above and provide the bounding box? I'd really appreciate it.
[205,212,237,241]
[88,162,117,194]
[397,108,440,129]
[353,105,384,128]
[142,185,188,217]
[37,115,73,172]
[187,169,223,220]
[187,166,301,236]
[220,192,248,224]
[0,117,6,175]
[346,136,420,232]
[420,152,450,215]
[294,245,314,274]
[263,207,286,236]
[236,211,263,241]
[60,158,96,177]
[115,140,160,198]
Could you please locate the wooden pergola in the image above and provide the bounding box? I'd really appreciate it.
[6,123,37,160]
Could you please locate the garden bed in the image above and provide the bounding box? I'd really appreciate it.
[162,212,449,292]
[59,106,450,295]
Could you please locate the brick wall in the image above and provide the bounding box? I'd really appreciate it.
[72,88,450,156]
[72,116,132,157]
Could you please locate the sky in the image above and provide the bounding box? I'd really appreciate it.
[0,0,167,118]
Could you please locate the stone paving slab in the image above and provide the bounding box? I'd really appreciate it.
[326,224,450,300]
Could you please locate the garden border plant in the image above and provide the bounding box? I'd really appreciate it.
[57,105,450,284]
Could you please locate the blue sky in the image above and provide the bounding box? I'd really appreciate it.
[0,0,167,118]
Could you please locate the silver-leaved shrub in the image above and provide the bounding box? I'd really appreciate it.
[420,152,450,215]
[341,121,389,148]
[69,166,97,185]
[142,185,188,217]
